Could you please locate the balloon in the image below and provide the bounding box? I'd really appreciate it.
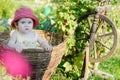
[0,46,33,78]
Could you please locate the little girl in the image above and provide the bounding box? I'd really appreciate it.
[8,7,52,52]
[0,7,52,79]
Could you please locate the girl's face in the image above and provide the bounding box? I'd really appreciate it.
[17,18,34,34]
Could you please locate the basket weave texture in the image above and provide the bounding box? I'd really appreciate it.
[0,30,66,80]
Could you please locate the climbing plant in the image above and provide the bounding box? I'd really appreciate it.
[0,0,17,19]
[51,0,118,79]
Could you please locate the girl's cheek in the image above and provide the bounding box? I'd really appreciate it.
[18,24,25,27]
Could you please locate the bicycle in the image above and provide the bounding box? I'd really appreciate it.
[75,0,118,62]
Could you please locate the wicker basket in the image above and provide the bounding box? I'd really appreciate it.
[0,30,66,80]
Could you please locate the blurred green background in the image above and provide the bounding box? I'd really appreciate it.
[0,0,120,80]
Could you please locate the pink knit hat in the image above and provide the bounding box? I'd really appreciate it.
[11,8,39,28]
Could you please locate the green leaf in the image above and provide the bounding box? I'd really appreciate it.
[63,62,72,72]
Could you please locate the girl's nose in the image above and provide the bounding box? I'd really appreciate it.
[24,23,29,27]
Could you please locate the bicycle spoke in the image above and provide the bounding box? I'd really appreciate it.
[87,17,92,28]
[94,42,97,58]
[97,32,113,37]
[96,40,111,50]
[95,20,104,33]
[76,37,88,40]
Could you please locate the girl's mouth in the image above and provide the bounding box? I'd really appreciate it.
[25,28,29,30]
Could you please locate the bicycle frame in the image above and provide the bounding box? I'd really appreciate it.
[89,0,112,54]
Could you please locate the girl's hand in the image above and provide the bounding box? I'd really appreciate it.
[44,46,52,52]
[15,46,23,53]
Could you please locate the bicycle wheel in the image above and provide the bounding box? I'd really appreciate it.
[75,13,118,62]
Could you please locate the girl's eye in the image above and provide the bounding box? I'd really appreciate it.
[21,21,25,24]
[28,21,32,24]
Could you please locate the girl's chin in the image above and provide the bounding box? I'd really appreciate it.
[22,30,31,34]
[19,29,32,34]
[25,32,31,34]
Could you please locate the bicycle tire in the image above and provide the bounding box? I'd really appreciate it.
[76,13,118,62]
